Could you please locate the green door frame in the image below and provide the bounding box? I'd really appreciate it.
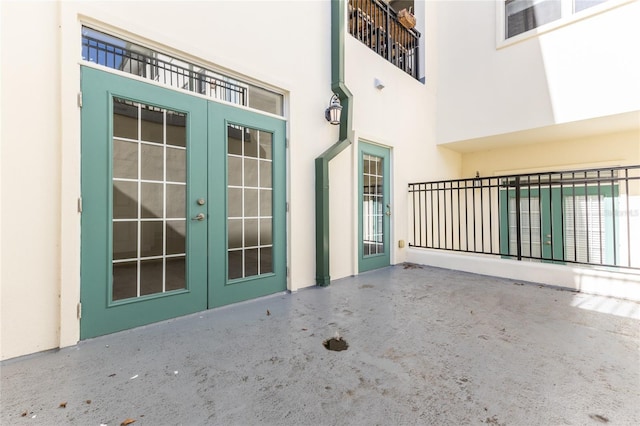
[358,141,391,272]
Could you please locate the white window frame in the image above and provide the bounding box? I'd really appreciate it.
[496,0,635,48]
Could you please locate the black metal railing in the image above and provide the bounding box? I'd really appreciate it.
[348,0,421,79]
[82,28,248,106]
[408,166,640,270]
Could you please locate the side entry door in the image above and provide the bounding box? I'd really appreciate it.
[358,142,391,272]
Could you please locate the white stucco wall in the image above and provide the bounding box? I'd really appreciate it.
[1,0,63,359]
[436,0,640,144]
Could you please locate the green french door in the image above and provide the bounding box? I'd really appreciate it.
[81,67,286,339]
[358,142,391,272]
[208,103,287,308]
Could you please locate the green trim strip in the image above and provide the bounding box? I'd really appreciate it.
[315,0,353,286]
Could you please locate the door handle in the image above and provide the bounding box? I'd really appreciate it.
[385,203,391,216]
[192,213,205,221]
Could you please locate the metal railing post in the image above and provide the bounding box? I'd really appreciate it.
[515,176,522,261]
[385,2,392,61]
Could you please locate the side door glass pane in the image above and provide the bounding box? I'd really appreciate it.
[363,154,385,256]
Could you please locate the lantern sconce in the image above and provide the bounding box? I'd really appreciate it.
[325,94,343,125]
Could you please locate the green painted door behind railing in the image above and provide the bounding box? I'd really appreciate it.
[499,185,617,264]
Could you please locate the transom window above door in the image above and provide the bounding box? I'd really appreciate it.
[81,26,284,116]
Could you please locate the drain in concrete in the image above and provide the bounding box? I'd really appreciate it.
[323,336,348,351]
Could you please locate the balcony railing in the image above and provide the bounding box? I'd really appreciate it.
[348,0,421,79]
[408,166,640,270]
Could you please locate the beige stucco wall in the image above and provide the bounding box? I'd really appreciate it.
[462,130,640,178]
[1,1,63,360]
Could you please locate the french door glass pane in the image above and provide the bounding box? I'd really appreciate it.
[227,124,274,280]
[113,181,137,219]
[112,97,187,301]
[113,140,137,178]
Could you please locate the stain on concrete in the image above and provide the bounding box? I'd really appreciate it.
[323,337,348,351]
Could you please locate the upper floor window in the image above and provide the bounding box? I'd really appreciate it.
[505,0,610,39]
[348,0,422,79]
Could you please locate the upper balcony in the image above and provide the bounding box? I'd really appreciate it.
[348,0,421,79]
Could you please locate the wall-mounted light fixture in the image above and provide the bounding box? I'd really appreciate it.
[325,94,342,125]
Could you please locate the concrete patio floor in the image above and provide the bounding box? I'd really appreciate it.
[1,264,639,425]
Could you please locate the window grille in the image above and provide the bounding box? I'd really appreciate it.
[81,27,283,116]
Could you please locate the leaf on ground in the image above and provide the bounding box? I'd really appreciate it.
[86,400,92,404]
[121,419,136,426]
[20,411,28,417]
[589,414,609,423]
[301,328,308,331]
[59,402,67,408]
